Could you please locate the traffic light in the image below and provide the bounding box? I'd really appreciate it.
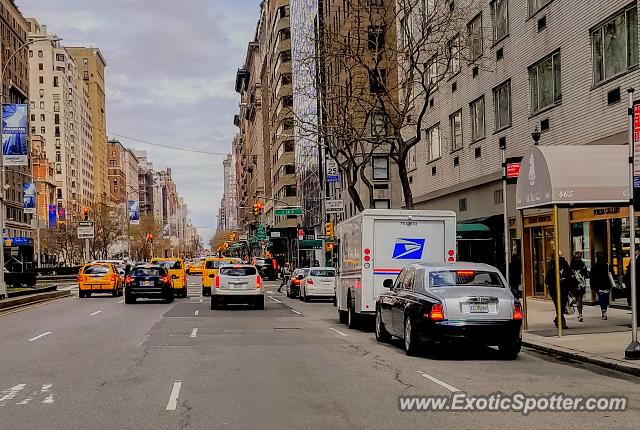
[325,222,334,238]
[146,233,154,242]
[325,242,334,252]
[82,207,91,220]
[253,201,264,216]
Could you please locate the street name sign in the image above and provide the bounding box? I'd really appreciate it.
[275,207,303,216]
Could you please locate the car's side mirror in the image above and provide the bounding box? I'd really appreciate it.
[383,279,394,289]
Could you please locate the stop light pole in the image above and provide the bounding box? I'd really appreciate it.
[82,207,91,262]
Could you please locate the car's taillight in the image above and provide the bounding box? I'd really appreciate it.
[429,304,445,321]
[111,274,117,282]
[272,260,278,270]
[256,275,262,289]
[293,279,300,285]
[513,304,523,320]
[125,275,133,284]
[77,274,84,282]
[161,275,171,284]
[307,278,314,285]
[215,276,220,288]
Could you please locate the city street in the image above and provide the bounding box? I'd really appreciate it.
[0,276,637,429]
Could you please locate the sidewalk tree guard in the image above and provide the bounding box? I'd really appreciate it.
[515,144,631,339]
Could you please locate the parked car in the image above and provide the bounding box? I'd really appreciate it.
[299,267,336,302]
[286,268,308,298]
[252,257,278,281]
[150,258,188,297]
[124,265,174,304]
[211,264,264,310]
[78,263,123,298]
[375,262,522,359]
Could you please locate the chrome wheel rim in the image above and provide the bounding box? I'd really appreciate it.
[375,310,381,337]
[405,319,411,351]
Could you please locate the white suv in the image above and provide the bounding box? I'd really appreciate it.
[299,267,336,302]
[211,264,264,310]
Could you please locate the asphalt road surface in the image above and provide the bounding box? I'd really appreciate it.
[0,276,639,429]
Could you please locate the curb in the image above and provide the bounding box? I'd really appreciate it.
[0,290,71,311]
[523,340,640,377]
[8,285,59,298]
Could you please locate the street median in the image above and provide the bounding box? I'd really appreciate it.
[0,288,71,312]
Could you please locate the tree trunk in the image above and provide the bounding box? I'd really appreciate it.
[396,155,414,209]
[359,166,375,208]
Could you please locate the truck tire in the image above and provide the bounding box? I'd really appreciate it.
[347,298,359,329]
[338,308,348,324]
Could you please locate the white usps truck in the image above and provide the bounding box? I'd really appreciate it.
[335,209,457,328]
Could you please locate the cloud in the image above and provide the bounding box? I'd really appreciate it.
[18,0,257,242]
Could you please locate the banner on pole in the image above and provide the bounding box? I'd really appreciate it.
[2,104,29,166]
[57,207,66,225]
[128,200,140,225]
[634,103,640,187]
[23,182,36,214]
[48,205,57,228]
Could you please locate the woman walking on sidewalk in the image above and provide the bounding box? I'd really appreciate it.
[570,252,589,322]
[590,252,614,320]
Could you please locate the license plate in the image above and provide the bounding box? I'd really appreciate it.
[141,281,153,286]
[231,283,246,289]
[469,303,489,313]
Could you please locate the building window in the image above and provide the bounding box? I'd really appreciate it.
[529,51,562,113]
[40,113,46,122]
[493,80,512,131]
[494,189,504,205]
[449,110,463,151]
[39,76,44,84]
[40,127,46,134]
[38,50,43,58]
[427,124,441,161]
[407,145,416,170]
[459,198,467,212]
[426,55,439,87]
[53,76,59,87]
[467,14,483,61]
[470,96,485,142]
[448,35,461,76]
[591,5,638,84]
[53,101,60,112]
[369,69,387,93]
[55,152,61,163]
[370,0,383,6]
[373,199,391,209]
[371,111,387,136]
[372,156,389,180]
[528,0,552,17]
[38,63,43,71]
[54,114,60,124]
[491,0,509,42]
[56,53,65,62]
[425,0,436,17]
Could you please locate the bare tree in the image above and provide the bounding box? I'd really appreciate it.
[89,199,127,260]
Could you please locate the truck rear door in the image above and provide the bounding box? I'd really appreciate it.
[371,218,446,305]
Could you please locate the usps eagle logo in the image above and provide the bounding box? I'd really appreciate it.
[392,238,426,260]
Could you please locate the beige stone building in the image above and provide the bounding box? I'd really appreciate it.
[107,139,126,204]
[67,47,108,203]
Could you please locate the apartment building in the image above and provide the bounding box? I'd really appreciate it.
[1,0,33,240]
[67,47,108,202]
[123,148,139,203]
[27,18,95,217]
[30,135,56,227]
[107,139,127,204]
[400,0,639,296]
[220,153,238,231]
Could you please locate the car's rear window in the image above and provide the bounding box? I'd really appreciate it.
[154,260,182,270]
[220,267,257,276]
[429,271,505,288]
[310,269,335,277]
[205,260,222,269]
[132,267,166,277]
[83,265,110,275]
[254,259,271,265]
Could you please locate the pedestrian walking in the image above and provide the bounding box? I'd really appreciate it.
[277,263,291,293]
[590,252,614,320]
[570,252,589,322]
[546,256,570,329]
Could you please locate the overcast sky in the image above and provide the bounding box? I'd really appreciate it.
[18,0,258,244]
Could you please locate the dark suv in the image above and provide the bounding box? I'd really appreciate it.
[124,265,174,304]
[252,258,278,281]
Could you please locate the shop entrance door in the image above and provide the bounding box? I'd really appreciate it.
[531,226,556,296]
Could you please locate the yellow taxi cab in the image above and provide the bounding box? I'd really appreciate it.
[188,258,205,276]
[201,257,242,296]
[78,263,123,298]
[150,258,188,298]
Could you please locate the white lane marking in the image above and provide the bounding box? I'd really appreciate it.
[268,296,281,304]
[137,334,149,348]
[415,371,460,393]
[267,291,274,294]
[166,380,182,411]
[194,310,199,316]
[89,310,102,316]
[290,309,302,315]
[199,298,203,303]
[16,397,32,405]
[28,332,51,342]
[0,384,26,402]
[42,394,54,404]
[118,299,125,303]
[41,384,52,392]
[190,328,198,338]
[329,327,348,337]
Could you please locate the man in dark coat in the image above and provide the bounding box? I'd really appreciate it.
[590,252,612,320]
[546,256,570,329]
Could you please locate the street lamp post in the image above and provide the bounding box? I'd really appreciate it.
[0,37,61,299]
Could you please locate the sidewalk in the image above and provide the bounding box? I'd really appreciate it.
[523,298,640,376]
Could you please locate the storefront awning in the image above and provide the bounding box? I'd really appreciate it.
[456,223,492,240]
[515,145,629,210]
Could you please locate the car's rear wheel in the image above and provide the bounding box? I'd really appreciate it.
[347,298,359,329]
[124,294,135,304]
[498,340,521,360]
[404,316,420,356]
[211,297,219,310]
[85,292,92,298]
[375,307,392,343]
[112,287,119,297]
[181,288,188,298]
[79,290,85,298]
[303,291,310,302]
[255,297,264,310]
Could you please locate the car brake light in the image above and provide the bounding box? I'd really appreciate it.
[256,275,262,288]
[111,274,117,282]
[215,275,220,288]
[307,278,314,285]
[161,275,171,284]
[457,270,475,277]
[272,260,278,270]
[77,274,84,282]
[125,275,133,284]
[430,304,445,321]
[513,304,523,320]
[293,278,300,285]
